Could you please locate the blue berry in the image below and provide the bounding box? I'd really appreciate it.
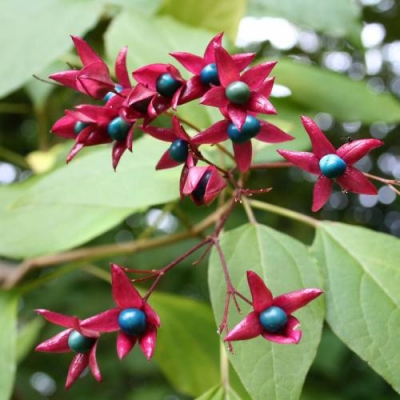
[103,84,123,102]
[200,63,220,86]
[107,117,130,141]
[156,73,181,98]
[74,121,89,135]
[225,81,250,104]
[68,330,95,353]
[118,308,147,336]
[227,116,261,143]
[169,139,189,162]
[259,306,288,333]
[192,171,212,204]
[319,154,347,179]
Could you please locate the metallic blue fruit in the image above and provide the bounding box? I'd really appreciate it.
[107,117,130,141]
[227,116,261,143]
[200,63,220,86]
[225,81,250,104]
[118,308,147,336]
[68,330,95,353]
[169,139,189,162]
[156,73,181,98]
[259,306,288,333]
[319,154,347,179]
[74,121,89,135]
[103,84,123,102]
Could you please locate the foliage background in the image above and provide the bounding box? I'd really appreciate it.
[1,0,400,399]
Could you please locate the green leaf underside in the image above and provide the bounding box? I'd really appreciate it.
[158,0,247,41]
[0,291,18,400]
[247,0,361,40]
[312,222,400,394]
[0,0,104,98]
[208,224,325,400]
[105,10,214,75]
[0,136,180,259]
[273,59,400,124]
[151,292,220,397]
[195,384,242,400]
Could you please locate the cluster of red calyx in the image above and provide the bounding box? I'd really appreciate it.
[51,34,384,211]
[50,33,295,206]
[35,265,160,390]
[36,265,322,389]
[50,34,384,211]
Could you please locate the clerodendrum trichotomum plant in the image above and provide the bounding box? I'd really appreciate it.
[11,32,399,399]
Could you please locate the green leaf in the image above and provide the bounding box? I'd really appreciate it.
[0,291,18,400]
[195,384,242,400]
[150,292,220,397]
[158,0,247,41]
[105,10,214,73]
[25,61,66,111]
[0,0,105,98]
[273,58,400,124]
[311,222,400,394]
[247,0,362,42]
[0,136,180,259]
[107,0,162,16]
[17,318,44,364]
[208,224,325,400]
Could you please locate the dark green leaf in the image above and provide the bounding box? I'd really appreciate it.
[208,224,325,400]
[311,222,400,394]
[151,292,220,397]
[17,318,44,364]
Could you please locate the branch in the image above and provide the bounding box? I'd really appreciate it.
[1,203,231,289]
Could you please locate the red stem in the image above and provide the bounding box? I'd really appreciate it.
[143,238,212,301]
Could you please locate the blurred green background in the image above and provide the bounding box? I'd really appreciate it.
[1,0,400,399]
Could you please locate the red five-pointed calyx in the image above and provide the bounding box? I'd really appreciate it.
[224,271,323,344]
[82,264,160,360]
[35,310,101,390]
[200,47,277,130]
[277,116,383,212]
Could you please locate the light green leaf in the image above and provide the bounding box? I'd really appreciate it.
[0,0,105,98]
[0,136,180,259]
[195,384,242,400]
[208,224,325,400]
[150,292,220,397]
[311,222,400,394]
[25,61,66,110]
[247,0,362,42]
[158,0,247,41]
[107,0,162,15]
[105,10,214,73]
[0,291,18,400]
[17,318,44,364]
[273,58,400,124]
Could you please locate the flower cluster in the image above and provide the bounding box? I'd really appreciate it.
[35,265,160,389]
[36,265,322,389]
[50,34,384,212]
[50,33,294,206]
